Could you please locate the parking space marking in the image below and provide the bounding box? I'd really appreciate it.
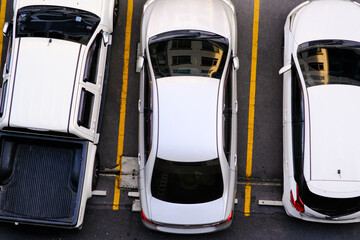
[244,0,260,217]
[0,0,7,68]
[113,0,134,211]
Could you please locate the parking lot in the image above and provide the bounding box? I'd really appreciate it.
[2,0,360,239]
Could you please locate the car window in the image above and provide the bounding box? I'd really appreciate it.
[143,62,152,161]
[5,31,12,74]
[148,30,229,79]
[223,66,232,163]
[151,158,223,204]
[291,58,305,185]
[77,88,94,129]
[297,40,360,87]
[16,5,100,45]
[84,34,102,84]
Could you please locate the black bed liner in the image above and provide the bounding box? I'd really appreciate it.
[0,132,88,227]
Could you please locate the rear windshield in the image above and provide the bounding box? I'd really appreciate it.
[16,6,100,45]
[299,182,360,217]
[148,30,229,79]
[151,158,223,204]
[297,40,360,87]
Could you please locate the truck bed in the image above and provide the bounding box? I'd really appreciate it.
[0,132,88,227]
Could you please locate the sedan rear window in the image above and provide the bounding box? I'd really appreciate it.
[300,182,360,217]
[16,6,100,45]
[151,158,223,204]
[148,30,229,79]
[297,40,360,87]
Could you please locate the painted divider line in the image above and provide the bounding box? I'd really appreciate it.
[244,0,260,217]
[0,0,7,68]
[113,0,134,211]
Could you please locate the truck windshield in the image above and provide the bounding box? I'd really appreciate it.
[297,40,360,87]
[148,30,229,79]
[151,158,223,204]
[16,6,100,45]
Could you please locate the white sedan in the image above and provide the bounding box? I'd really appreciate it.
[137,0,239,234]
[281,0,360,223]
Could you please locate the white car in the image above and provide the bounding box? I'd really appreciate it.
[280,0,360,223]
[0,0,117,228]
[137,0,239,234]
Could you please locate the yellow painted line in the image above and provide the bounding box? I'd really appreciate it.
[244,0,260,217]
[0,0,7,68]
[113,0,133,211]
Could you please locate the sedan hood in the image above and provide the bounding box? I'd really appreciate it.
[150,197,225,225]
[143,0,233,39]
[308,85,360,182]
[293,0,360,44]
[10,38,81,132]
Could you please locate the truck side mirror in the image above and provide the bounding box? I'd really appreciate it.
[102,31,110,46]
[3,22,9,37]
[233,56,239,70]
[136,56,144,73]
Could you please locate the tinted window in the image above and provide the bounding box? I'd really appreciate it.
[84,34,102,84]
[297,40,360,87]
[77,89,94,129]
[299,181,360,217]
[5,31,12,74]
[149,30,228,79]
[291,61,305,185]
[16,6,100,45]
[151,158,223,204]
[143,62,152,160]
[223,67,232,161]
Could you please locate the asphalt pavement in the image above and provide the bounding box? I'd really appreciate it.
[2,0,360,239]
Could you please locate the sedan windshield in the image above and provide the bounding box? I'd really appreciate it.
[16,6,100,45]
[151,158,223,204]
[148,30,229,79]
[297,40,360,87]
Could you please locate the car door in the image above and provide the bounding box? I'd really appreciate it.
[75,31,111,141]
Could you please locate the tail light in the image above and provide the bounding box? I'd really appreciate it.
[216,210,233,226]
[290,185,304,213]
[141,210,158,226]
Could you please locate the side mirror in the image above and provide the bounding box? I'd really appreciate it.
[136,56,144,73]
[233,56,239,70]
[3,22,9,37]
[279,64,291,75]
[102,32,110,46]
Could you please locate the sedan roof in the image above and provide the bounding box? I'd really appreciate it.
[143,0,233,40]
[156,76,219,162]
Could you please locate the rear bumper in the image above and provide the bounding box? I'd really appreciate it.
[142,219,232,234]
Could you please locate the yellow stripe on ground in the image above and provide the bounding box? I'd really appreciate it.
[113,0,134,211]
[244,0,260,217]
[0,0,7,68]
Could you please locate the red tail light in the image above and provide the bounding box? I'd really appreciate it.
[290,185,304,213]
[141,210,158,226]
[216,210,233,226]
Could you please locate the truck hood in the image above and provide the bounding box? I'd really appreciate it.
[149,197,225,225]
[16,0,103,17]
[10,38,81,132]
[308,85,360,183]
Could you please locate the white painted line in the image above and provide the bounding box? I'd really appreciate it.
[132,199,141,212]
[92,190,107,196]
[258,200,283,207]
[128,192,140,198]
[235,198,238,204]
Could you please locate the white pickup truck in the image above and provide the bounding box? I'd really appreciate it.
[0,0,117,228]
